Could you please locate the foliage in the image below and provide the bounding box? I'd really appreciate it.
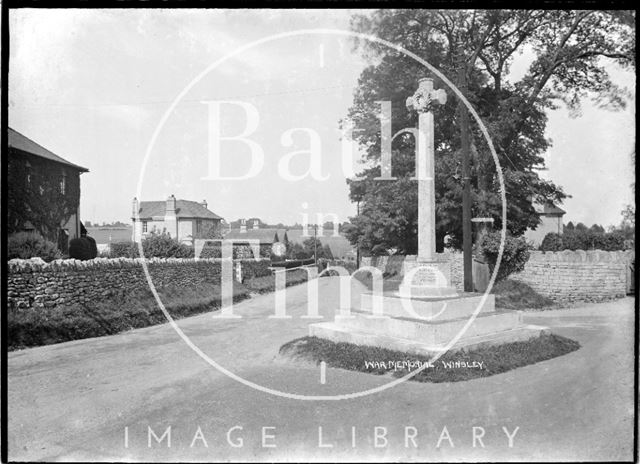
[242,269,310,294]
[7,153,81,243]
[287,242,309,260]
[110,241,137,258]
[7,232,62,262]
[192,222,223,240]
[492,279,555,310]
[108,233,194,258]
[479,231,530,281]
[69,237,98,260]
[343,9,634,255]
[540,230,628,251]
[141,233,194,258]
[239,260,273,280]
[271,258,315,269]
[7,283,250,350]
[285,238,334,260]
[279,333,579,383]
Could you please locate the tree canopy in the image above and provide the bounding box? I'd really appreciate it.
[343,9,635,255]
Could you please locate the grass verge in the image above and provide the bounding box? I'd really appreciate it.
[279,333,579,383]
[492,279,555,310]
[9,267,314,351]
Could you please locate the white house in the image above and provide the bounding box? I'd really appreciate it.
[524,201,566,247]
[131,195,223,244]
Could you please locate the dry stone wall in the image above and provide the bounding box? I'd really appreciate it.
[362,250,633,303]
[511,250,634,303]
[7,257,271,311]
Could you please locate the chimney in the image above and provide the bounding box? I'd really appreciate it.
[132,197,139,218]
[240,219,247,233]
[201,199,208,210]
[164,195,178,238]
[166,195,177,216]
[253,219,259,230]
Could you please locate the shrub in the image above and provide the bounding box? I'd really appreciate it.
[7,232,62,262]
[540,230,628,251]
[110,241,137,258]
[7,282,250,350]
[142,233,194,258]
[109,234,194,258]
[85,235,98,258]
[479,231,530,281]
[240,260,272,280]
[69,236,98,260]
[539,233,563,252]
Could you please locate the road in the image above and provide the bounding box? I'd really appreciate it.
[7,277,635,461]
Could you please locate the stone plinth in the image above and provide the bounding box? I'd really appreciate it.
[361,291,494,320]
[309,288,547,355]
[310,316,548,356]
[399,258,458,299]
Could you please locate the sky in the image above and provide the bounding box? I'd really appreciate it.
[8,9,636,229]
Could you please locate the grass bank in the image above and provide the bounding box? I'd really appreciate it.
[280,333,580,383]
[8,268,311,350]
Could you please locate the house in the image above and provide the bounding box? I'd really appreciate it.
[524,201,566,247]
[7,127,89,253]
[132,195,223,244]
[223,220,286,258]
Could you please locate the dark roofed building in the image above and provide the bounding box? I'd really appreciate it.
[132,195,224,243]
[7,127,89,253]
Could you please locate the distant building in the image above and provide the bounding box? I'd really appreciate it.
[285,228,356,261]
[222,220,356,260]
[223,220,285,258]
[132,195,223,244]
[524,201,566,247]
[7,127,89,253]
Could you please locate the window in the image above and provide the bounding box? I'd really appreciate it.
[142,221,148,233]
[60,172,66,195]
[196,220,202,234]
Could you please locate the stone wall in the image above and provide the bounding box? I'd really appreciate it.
[511,250,634,303]
[7,257,271,310]
[361,250,634,303]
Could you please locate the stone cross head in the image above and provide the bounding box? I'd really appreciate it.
[406,77,447,114]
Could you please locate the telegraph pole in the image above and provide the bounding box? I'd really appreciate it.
[314,223,318,264]
[459,67,473,293]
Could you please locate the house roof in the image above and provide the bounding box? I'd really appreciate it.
[136,200,223,220]
[224,228,282,244]
[8,127,89,172]
[536,201,566,216]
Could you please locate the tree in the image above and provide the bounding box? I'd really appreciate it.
[192,222,223,240]
[565,221,575,231]
[7,155,81,243]
[575,222,588,231]
[343,9,634,255]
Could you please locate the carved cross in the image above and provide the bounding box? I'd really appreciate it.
[406,77,447,114]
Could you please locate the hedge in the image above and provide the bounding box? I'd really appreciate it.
[540,230,627,251]
[271,258,315,269]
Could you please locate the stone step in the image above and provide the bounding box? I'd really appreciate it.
[360,292,495,320]
[331,310,520,346]
[309,322,548,357]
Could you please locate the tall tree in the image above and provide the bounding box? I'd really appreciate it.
[344,9,634,255]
